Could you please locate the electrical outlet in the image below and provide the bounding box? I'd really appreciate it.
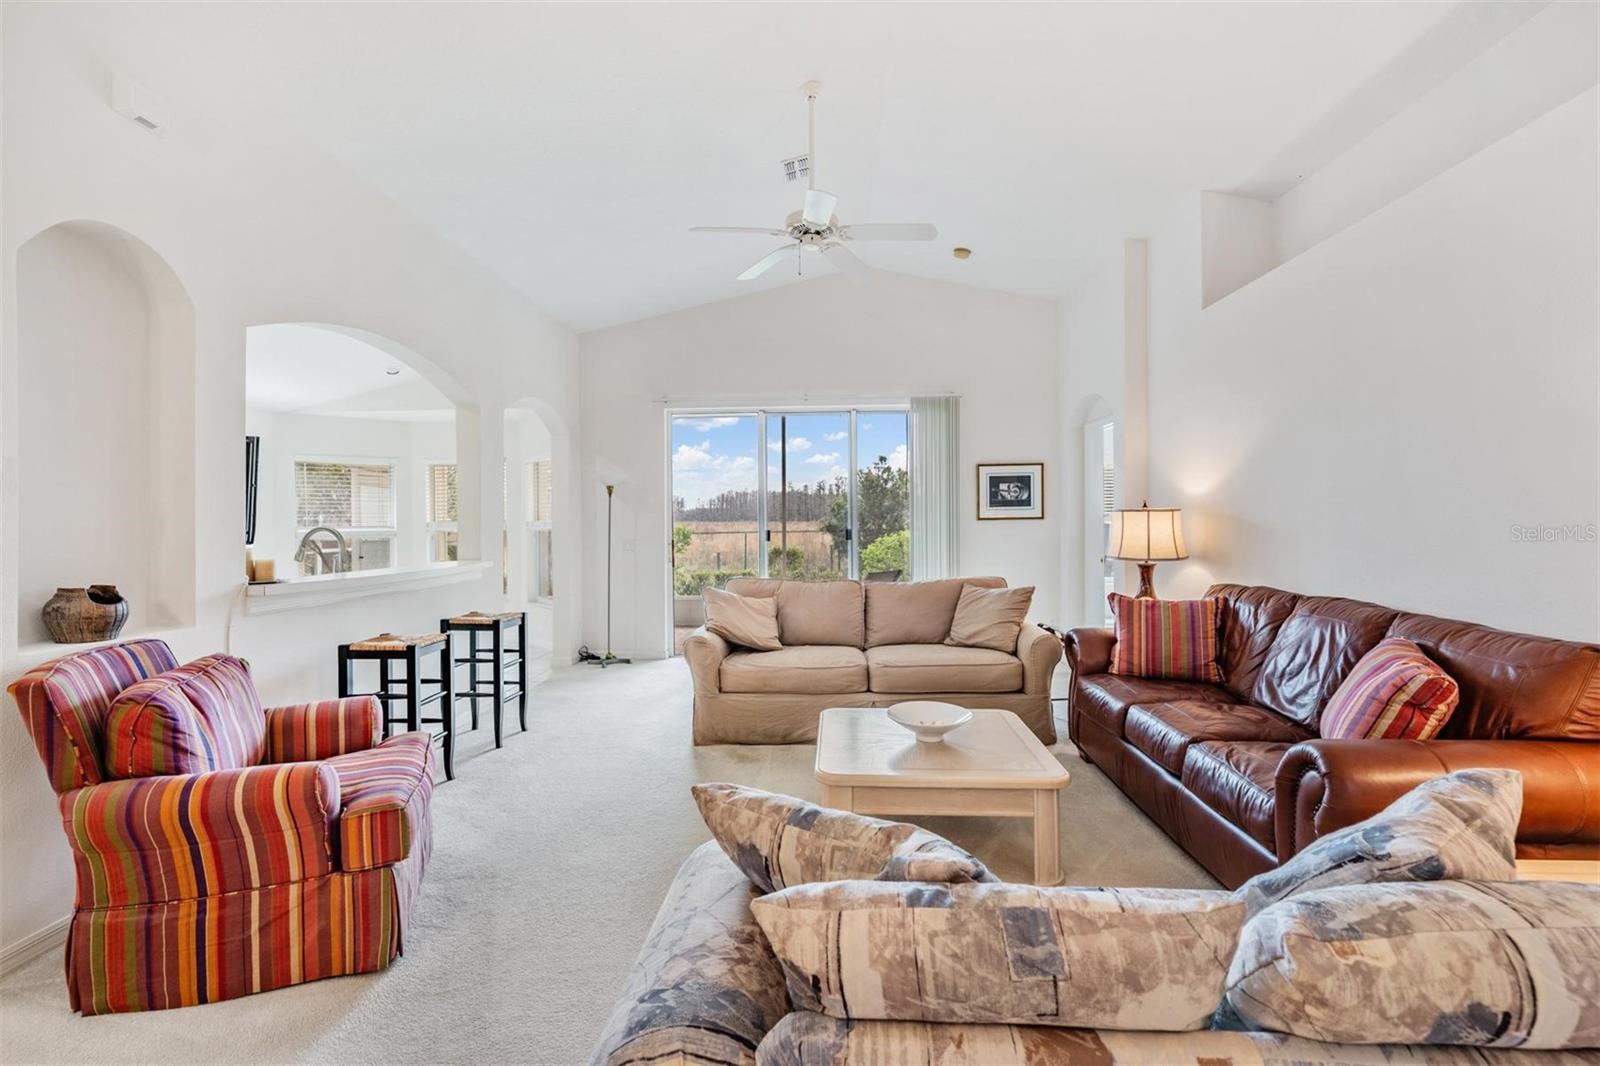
[622,539,637,553]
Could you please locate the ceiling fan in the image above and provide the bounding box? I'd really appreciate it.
[691,81,938,281]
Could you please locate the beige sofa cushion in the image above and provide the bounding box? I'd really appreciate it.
[725,578,865,648]
[702,585,782,651]
[864,577,1006,646]
[779,580,866,647]
[720,645,868,694]
[866,644,1022,693]
[947,584,1034,653]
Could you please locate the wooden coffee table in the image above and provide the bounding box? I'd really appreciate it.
[814,707,1072,885]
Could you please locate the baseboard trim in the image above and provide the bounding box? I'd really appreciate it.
[1,915,69,976]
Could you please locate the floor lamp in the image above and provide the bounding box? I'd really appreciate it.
[579,483,631,667]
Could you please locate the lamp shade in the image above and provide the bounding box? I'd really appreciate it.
[1107,504,1188,562]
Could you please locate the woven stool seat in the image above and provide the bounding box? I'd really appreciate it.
[349,632,447,652]
[444,611,523,626]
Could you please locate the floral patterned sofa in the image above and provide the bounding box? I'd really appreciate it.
[593,809,1597,1065]
[9,639,434,1014]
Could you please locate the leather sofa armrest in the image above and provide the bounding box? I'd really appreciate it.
[1275,738,1600,862]
[683,627,730,694]
[1064,627,1114,675]
[1016,623,1062,694]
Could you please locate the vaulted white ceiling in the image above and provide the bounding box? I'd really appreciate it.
[67,2,1486,332]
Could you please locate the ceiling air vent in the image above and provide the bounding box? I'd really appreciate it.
[780,155,810,183]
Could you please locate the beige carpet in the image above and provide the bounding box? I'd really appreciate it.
[0,658,1213,1065]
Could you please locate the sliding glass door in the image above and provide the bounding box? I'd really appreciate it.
[766,411,851,580]
[854,411,910,581]
[671,408,910,651]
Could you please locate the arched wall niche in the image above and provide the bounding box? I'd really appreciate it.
[15,220,196,644]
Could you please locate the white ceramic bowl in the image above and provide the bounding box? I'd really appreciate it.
[887,701,973,743]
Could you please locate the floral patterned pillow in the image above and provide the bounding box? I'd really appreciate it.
[691,783,995,893]
[1236,768,1521,918]
[1222,880,1600,1049]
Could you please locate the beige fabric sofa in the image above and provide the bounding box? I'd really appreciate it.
[685,577,1061,745]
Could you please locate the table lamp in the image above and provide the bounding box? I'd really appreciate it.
[1107,502,1187,598]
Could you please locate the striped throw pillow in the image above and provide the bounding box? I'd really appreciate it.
[1319,637,1459,740]
[1108,594,1224,682]
[105,654,267,777]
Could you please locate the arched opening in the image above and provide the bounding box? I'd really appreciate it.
[503,397,577,665]
[15,220,196,644]
[245,323,472,580]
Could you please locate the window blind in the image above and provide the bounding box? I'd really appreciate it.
[909,396,959,580]
[1100,421,1117,518]
[426,463,459,523]
[532,460,553,523]
[295,462,395,529]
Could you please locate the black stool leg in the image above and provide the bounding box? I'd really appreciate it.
[338,645,353,697]
[438,642,455,781]
[468,628,481,731]
[492,622,505,749]
[516,615,528,732]
[378,655,393,740]
[405,645,421,734]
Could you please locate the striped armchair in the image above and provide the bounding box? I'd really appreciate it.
[9,639,434,1014]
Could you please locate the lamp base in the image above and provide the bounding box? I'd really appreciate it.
[578,645,631,668]
[1135,562,1158,599]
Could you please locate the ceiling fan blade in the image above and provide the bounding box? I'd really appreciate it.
[838,222,939,242]
[802,189,838,228]
[821,242,870,281]
[690,226,792,237]
[737,244,797,281]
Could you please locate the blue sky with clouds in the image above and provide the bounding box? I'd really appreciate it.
[672,412,907,507]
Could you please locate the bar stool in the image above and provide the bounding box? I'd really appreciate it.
[440,611,528,748]
[338,632,456,780]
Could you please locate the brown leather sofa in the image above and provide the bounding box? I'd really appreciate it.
[1065,583,1600,888]
[686,576,1061,746]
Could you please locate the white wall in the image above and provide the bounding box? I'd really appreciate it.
[580,272,1060,658]
[1060,86,1599,640]
[0,5,582,960]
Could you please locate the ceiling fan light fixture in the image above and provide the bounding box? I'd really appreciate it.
[691,81,940,281]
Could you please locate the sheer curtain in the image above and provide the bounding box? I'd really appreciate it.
[909,395,960,580]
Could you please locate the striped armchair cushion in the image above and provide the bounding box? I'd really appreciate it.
[264,696,380,763]
[1108,594,1224,682]
[8,639,178,792]
[1319,637,1459,740]
[62,761,339,907]
[329,732,435,871]
[104,654,267,777]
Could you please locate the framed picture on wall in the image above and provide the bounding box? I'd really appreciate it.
[976,462,1044,520]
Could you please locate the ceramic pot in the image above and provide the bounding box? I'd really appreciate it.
[41,585,130,644]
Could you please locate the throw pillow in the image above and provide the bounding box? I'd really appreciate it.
[1319,636,1460,740]
[690,783,995,893]
[1235,768,1521,918]
[703,585,783,652]
[945,584,1034,653]
[1108,593,1224,681]
[104,654,266,777]
[752,880,1245,1031]
[1222,880,1600,1049]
